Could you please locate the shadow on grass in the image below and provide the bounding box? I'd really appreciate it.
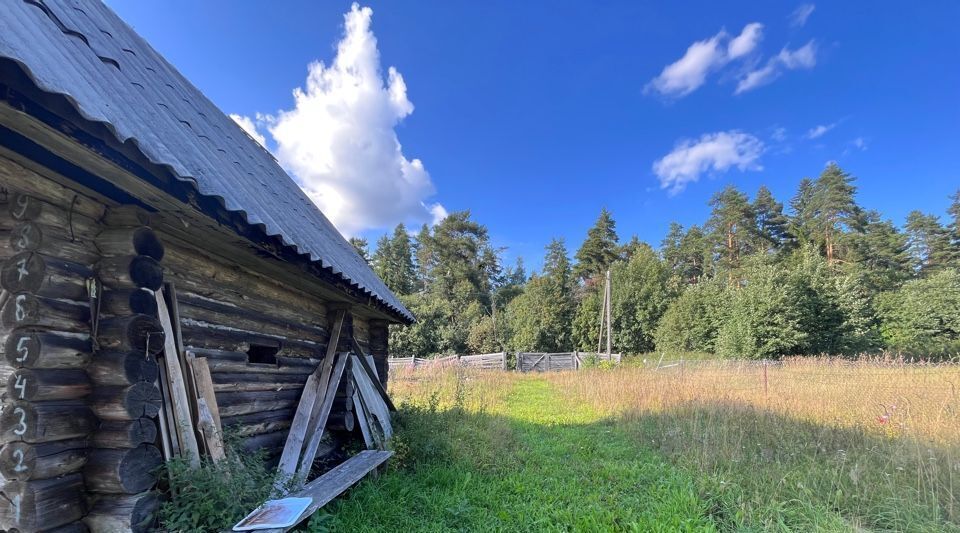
[312,399,959,533]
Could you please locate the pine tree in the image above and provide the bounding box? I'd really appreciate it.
[811,163,861,264]
[847,210,911,293]
[706,185,756,277]
[947,189,960,268]
[753,185,790,253]
[905,211,953,276]
[372,224,417,296]
[789,177,817,247]
[505,239,575,352]
[573,208,620,283]
[662,223,708,285]
[348,237,370,263]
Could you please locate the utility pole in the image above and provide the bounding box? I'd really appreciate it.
[596,269,613,356]
[605,269,612,356]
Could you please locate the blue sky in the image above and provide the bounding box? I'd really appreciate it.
[111,1,959,271]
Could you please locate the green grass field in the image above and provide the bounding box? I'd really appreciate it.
[311,361,959,532]
[313,377,712,532]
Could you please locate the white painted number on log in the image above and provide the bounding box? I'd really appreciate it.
[15,337,29,362]
[12,407,27,435]
[14,294,26,322]
[15,225,33,250]
[12,448,27,472]
[14,375,26,399]
[11,493,21,524]
[12,195,28,219]
[16,256,29,282]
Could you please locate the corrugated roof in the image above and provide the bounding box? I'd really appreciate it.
[0,0,412,322]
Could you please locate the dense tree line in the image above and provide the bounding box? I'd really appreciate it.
[362,163,960,358]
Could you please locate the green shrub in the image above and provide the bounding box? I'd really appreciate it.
[158,442,284,532]
[654,278,727,353]
[876,268,960,356]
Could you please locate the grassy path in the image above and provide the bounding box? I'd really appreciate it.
[315,377,714,532]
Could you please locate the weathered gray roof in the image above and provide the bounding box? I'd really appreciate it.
[0,0,412,322]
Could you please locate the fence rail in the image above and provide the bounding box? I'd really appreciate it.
[388,352,622,372]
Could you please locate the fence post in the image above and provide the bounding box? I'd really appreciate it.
[763,359,769,395]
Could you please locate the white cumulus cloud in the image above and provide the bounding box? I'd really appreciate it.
[653,131,764,194]
[242,3,443,237]
[646,23,763,98]
[735,40,817,94]
[229,113,267,147]
[790,4,816,27]
[805,122,836,139]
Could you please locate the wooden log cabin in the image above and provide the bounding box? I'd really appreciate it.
[0,1,412,531]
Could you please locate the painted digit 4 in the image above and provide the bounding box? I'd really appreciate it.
[13,374,27,399]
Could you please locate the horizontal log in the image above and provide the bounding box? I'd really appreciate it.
[327,411,355,432]
[221,408,294,438]
[101,206,153,228]
[8,221,99,264]
[100,288,158,317]
[2,328,92,369]
[211,372,308,393]
[45,520,90,533]
[98,255,164,291]
[88,351,159,386]
[84,445,162,494]
[95,226,164,261]
[204,359,316,376]
[97,314,165,355]
[239,429,289,455]
[84,491,159,533]
[89,383,162,421]
[0,438,87,480]
[0,473,86,531]
[0,292,90,331]
[186,347,248,362]
[0,165,105,222]
[332,396,354,413]
[7,192,99,237]
[179,319,321,359]
[176,292,327,344]
[93,418,158,449]
[1,251,91,301]
[0,400,96,443]
[215,389,301,417]
[6,368,92,401]
[161,240,329,319]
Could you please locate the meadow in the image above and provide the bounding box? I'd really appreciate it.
[313,357,960,532]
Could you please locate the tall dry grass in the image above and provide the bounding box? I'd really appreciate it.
[546,357,960,529]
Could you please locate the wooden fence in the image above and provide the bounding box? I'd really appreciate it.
[388,352,621,372]
[516,352,622,372]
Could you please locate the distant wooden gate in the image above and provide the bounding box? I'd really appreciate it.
[516,352,622,372]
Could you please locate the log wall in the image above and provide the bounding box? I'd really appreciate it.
[1,137,391,529]
[0,179,99,531]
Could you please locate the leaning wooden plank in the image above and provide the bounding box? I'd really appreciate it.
[155,291,201,467]
[295,353,349,481]
[165,282,198,425]
[350,339,396,412]
[351,388,373,449]
[350,356,392,443]
[155,355,180,460]
[252,450,393,533]
[275,309,345,487]
[196,396,225,462]
[188,355,222,434]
